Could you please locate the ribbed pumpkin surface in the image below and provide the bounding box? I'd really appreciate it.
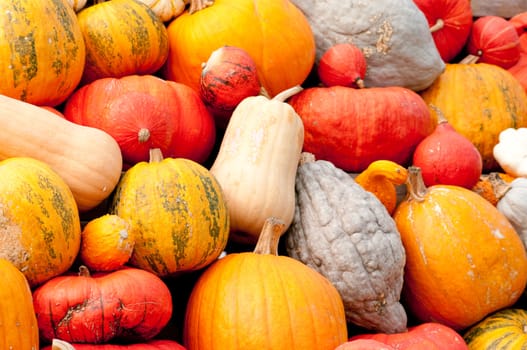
[0,157,81,287]
[420,63,527,171]
[110,149,229,276]
[0,0,85,106]
[0,258,39,349]
[464,308,527,349]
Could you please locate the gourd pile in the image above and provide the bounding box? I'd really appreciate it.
[3,0,527,349]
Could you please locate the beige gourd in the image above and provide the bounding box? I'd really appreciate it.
[0,94,123,212]
[210,86,304,244]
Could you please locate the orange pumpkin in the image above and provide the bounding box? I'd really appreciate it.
[0,0,85,106]
[162,0,315,97]
[393,166,527,330]
[76,0,169,84]
[184,217,348,350]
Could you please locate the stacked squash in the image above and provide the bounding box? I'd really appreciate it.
[3,0,527,349]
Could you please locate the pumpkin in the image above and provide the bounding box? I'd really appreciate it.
[77,0,169,84]
[162,0,315,97]
[350,322,469,350]
[354,160,408,215]
[46,339,186,349]
[0,258,39,349]
[393,166,527,330]
[412,0,473,63]
[79,214,135,272]
[183,217,348,350]
[317,43,367,88]
[463,308,527,348]
[63,74,216,166]
[420,62,527,172]
[285,154,407,333]
[412,106,483,189]
[200,45,262,128]
[290,0,445,91]
[0,0,85,106]
[496,177,527,249]
[209,86,304,244]
[33,266,173,344]
[0,157,81,287]
[110,148,229,276]
[463,15,520,69]
[0,94,123,212]
[289,85,433,173]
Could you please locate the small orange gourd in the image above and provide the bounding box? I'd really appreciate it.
[355,160,408,215]
[184,217,348,350]
[393,166,527,330]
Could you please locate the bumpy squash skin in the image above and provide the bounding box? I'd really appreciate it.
[463,308,527,348]
[0,157,81,287]
[285,157,407,333]
[0,258,39,349]
[110,151,229,276]
[0,0,85,106]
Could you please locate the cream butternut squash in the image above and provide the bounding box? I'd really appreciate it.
[0,94,123,211]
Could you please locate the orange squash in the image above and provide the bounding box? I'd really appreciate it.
[0,0,85,106]
[184,217,348,350]
[77,0,169,84]
[162,0,315,97]
[0,157,81,287]
[0,258,39,349]
[393,166,527,330]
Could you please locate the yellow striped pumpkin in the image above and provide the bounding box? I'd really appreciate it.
[0,258,39,349]
[110,148,229,276]
[463,308,527,349]
[77,0,169,84]
[0,0,85,106]
[0,157,81,287]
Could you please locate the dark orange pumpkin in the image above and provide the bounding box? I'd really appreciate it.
[33,266,173,345]
[77,0,169,84]
[0,0,85,106]
[288,85,433,173]
[162,0,315,97]
[63,75,216,166]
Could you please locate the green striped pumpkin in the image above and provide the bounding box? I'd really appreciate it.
[77,0,169,84]
[463,308,527,349]
[0,157,81,287]
[110,148,230,277]
[0,0,85,106]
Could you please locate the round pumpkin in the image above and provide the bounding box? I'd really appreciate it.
[0,0,85,106]
[393,166,527,330]
[183,217,348,350]
[63,74,216,166]
[289,85,433,173]
[420,62,527,171]
[162,0,315,97]
[76,0,169,84]
[0,258,39,349]
[79,214,135,272]
[463,308,527,348]
[33,266,173,344]
[0,157,81,287]
[110,148,229,276]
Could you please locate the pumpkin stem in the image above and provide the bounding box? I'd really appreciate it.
[253,217,286,256]
[188,0,214,14]
[429,18,444,33]
[259,86,271,99]
[272,85,303,102]
[149,148,164,163]
[51,339,76,350]
[138,128,151,143]
[405,166,427,202]
[299,152,316,166]
[78,265,91,278]
[429,104,448,124]
[460,54,480,64]
[355,78,365,89]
